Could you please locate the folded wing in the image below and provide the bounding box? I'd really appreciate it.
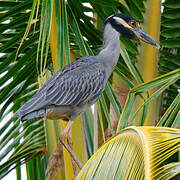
[18,59,106,120]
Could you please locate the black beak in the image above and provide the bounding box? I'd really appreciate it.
[135,28,160,49]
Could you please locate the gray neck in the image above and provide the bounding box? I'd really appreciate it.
[97,23,120,78]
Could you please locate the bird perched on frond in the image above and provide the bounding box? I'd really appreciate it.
[17,13,159,169]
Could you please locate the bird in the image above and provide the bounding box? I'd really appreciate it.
[17,13,159,168]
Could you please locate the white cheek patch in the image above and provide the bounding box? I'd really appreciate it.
[113,17,133,30]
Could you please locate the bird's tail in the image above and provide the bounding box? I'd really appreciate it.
[17,109,46,122]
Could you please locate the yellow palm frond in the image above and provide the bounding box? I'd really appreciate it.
[76,126,180,180]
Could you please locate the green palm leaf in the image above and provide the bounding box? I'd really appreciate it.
[0,0,179,179]
[159,0,180,113]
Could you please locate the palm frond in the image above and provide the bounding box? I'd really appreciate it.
[0,0,180,179]
[76,126,180,180]
[159,0,180,114]
[0,0,47,178]
[117,69,180,130]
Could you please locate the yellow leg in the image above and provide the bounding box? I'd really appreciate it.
[59,121,83,169]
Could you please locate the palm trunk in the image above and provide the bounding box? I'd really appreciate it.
[136,0,161,125]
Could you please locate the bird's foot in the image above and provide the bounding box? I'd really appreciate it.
[67,134,73,147]
[59,121,83,170]
[59,133,83,169]
[59,132,67,145]
[66,133,77,176]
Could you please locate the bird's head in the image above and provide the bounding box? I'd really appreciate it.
[104,14,160,49]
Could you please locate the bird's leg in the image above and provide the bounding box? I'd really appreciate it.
[67,127,78,176]
[67,127,73,147]
[59,120,73,145]
[59,120,83,169]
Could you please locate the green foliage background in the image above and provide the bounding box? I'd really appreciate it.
[0,0,179,179]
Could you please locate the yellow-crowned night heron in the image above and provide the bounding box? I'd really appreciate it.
[18,14,159,168]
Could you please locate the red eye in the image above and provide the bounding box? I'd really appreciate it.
[129,20,136,28]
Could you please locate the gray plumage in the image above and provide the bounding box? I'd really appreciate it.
[18,20,120,122]
[18,57,107,121]
[18,14,159,122]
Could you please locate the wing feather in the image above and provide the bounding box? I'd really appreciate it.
[47,63,106,106]
[18,57,106,119]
